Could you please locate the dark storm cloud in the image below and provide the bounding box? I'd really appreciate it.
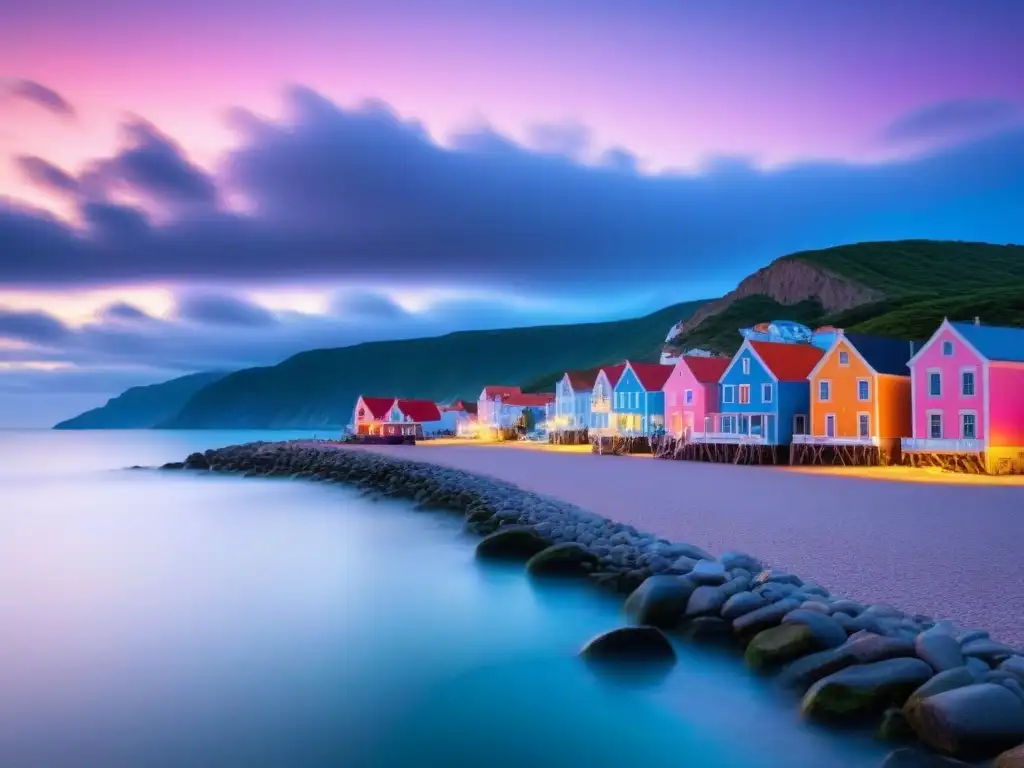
[880,98,1023,145]
[0,308,70,343]
[6,79,76,118]
[1,89,1023,291]
[175,293,279,326]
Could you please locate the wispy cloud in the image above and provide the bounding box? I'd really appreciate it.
[5,79,76,119]
[880,98,1023,146]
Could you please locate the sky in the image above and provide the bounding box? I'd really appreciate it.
[2,0,1023,426]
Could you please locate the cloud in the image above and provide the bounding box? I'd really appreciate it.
[14,156,80,196]
[330,292,410,320]
[0,308,70,344]
[881,98,1023,146]
[6,79,75,118]
[175,293,279,326]
[0,86,1023,298]
[527,121,592,159]
[100,302,153,322]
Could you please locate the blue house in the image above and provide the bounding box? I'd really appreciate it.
[611,361,673,436]
[710,340,824,445]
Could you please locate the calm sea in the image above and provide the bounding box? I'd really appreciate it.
[0,430,886,767]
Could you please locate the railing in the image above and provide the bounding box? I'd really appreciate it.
[792,434,879,447]
[689,431,767,444]
[901,438,985,453]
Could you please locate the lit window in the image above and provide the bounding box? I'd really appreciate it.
[739,384,750,404]
[962,371,975,396]
[857,379,870,401]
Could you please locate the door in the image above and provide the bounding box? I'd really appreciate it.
[825,414,836,437]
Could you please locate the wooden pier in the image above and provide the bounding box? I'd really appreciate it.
[591,435,652,455]
[901,450,988,475]
[652,436,783,465]
[550,429,589,446]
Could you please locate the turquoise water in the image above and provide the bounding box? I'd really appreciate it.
[0,430,886,767]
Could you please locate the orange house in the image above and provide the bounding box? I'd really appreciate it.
[804,332,921,451]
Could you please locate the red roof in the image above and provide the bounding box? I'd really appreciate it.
[358,396,395,420]
[566,367,601,391]
[395,399,442,422]
[503,392,555,406]
[682,355,730,383]
[482,385,521,398]
[443,400,478,415]
[749,341,825,381]
[599,363,627,387]
[627,361,674,391]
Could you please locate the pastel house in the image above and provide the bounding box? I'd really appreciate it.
[903,319,1024,474]
[352,396,397,435]
[382,399,443,437]
[663,355,730,438]
[703,340,823,444]
[554,368,601,431]
[612,361,673,436]
[800,331,920,454]
[477,386,521,427]
[590,363,626,434]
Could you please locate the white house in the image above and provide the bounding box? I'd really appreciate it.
[589,363,627,433]
[554,368,601,431]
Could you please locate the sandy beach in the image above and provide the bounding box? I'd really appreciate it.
[353,441,1024,645]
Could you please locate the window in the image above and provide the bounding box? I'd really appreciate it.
[761,383,773,403]
[721,416,735,434]
[738,384,750,404]
[929,371,941,396]
[818,380,831,402]
[722,385,735,404]
[942,340,954,356]
[615,392,621,408]
[750,415,763,434]
[929,412,942,439]
[961,370,975,396]
[858,412,870,438]
[857,379,870,402]
[838,350,850,366]
[633,392,640,408]
[961,412,976,439]
[825,414,836,437]
[684,389,693,405]
[742,357,750,375]
[793,414,807,435]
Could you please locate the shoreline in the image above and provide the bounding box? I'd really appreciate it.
[163,441,1024,766]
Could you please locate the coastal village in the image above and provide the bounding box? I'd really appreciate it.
[349,316,1024,476]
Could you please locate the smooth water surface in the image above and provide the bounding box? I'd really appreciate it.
[0,430,887,767]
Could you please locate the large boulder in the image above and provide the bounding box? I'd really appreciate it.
[525,543,599,576]
[782,609,848,649]
[579,626,676,664]
[184,452,210,469]
[719,551,763,572]
[1001,656,1024,681]
[801,658,935,721]
[905,667,977,708]
[720,591,767,621]
[904,683,1024,760]
[624,575,698,630]
[689,559,728,586]
[995,744,1024,768]
[745,624,817,671]
[916,630,965,672]
[685,578,750,617]
[475,527,552,560]
[879,748,972,767]
[680,616,731,642]
[962,638,1017,665]
[732,598,801,641]
[878,707,914,741]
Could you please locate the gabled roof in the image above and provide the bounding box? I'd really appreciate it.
[504,392,555,407]
[357,396,395,420]
[748,341,824,382]
[950,322,1024,363]
[566,367,601,391]
[626,361,674,391]
[395,399,442,422]
[680,355,730,384]
[481,385,521,399]
[598,363,627,387]
[842,332,922,376]
[445,399,477,414]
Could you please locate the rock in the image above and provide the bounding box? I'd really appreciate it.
[995,743,1024,768]
[904,683,1024,760]
[624,575,698,630]
[754,569,803,587]
[721,591,767,621]
[579,626,676,664]
[745,623,817,671]
[966,657,991,678]
[782,609,848,649]
[475,526,552,560]
[963,638,1017,664]
[732,598,801,640]
[680,616,731,642]
[879,747,973,767]
[958,630,990,645]
[667,555,699,574]
[1001,657,1024,681]
[525,543,599,577]
[878,707,915,741]
[830,599,866,616]
[916,631,966,672]
[685,578,749,617]
[719,551,762,572]
[906,668,977,707]
[690,559,728,586]
[801,658,934,721]
[800,601,832,614]
[183,452,210,469]
[1001,679,1024,706]
[159,461,185,470]
[659,542,714,561]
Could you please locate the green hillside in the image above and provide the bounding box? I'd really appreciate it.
[53,371,226,429]
[158,300,708,429]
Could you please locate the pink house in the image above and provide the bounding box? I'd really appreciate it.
[904,318,1024,474]
[663,355,730,438]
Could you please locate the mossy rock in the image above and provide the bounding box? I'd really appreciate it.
[525,543,600,577]
[745,623,817,671]
[802,658,934,722]
[475,527,552,560]
[878,707,915,741]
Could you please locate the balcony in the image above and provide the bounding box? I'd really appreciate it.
[901,438,984,453]
[792,434,879,447]
[689,431,767,445]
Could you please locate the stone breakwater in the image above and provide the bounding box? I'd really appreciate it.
[166,443,1024,767]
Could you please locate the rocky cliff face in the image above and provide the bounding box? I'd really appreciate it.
[670,258,882,342]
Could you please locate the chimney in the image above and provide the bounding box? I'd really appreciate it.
[974,316,981,326]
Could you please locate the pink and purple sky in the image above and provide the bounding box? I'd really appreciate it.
[2,0,1023,426]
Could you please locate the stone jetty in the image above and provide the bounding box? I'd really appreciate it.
[164,442,1024,765]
